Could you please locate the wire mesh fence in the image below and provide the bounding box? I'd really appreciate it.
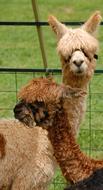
[0,68,103,189]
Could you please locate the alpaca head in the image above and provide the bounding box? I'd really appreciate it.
[15,77,85,127]
[48,11,102,87]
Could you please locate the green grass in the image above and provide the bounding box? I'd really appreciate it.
[0,0,103,189]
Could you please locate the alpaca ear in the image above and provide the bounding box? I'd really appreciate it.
[81,11,102,36]
[48,15,68,40]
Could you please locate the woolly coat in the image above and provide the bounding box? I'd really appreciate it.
[15,78,103,187]
[0,78,80,189]
[65,168,103,190]
[0,119,56,189]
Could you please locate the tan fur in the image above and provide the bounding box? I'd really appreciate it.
[18,77,84,104]
[48,15,69,40]
[48,11,101,135]
[18,77,67,103]
[0,119,56,189]
[81,11,102,36]
[0,79,83,189]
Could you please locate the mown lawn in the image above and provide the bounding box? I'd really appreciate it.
[0,1,103,189]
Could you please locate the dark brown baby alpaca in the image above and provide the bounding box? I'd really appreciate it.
[14,77,84,127]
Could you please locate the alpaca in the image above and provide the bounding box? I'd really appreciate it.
[15,77,85,127]
[0,78,80,190]
[14,77,103,190]
[48,11,101,135]
[15,11,101,136]
[64,168,103,190]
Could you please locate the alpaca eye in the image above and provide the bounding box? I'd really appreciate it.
[94,54,98,59]
[64,56,71,63]
[64,59,68,63]
[82,50,88,58]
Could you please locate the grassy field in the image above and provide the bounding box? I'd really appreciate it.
[0,0,103,189]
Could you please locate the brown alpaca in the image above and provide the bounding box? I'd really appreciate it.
[48,11,101,135]
[0,78,82,190]
[15,77,103,189]
[16,77,85,127]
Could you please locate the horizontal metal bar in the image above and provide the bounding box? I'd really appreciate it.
[95,70,103,73]
[0,68,61,73]
[0,68,102,73]
[0,21,103,26]
[0,21,84,26]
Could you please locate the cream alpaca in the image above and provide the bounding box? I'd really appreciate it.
[48,11,101,135]
[15,12,101,136]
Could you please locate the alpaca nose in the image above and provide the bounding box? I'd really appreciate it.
[73,60,84,67]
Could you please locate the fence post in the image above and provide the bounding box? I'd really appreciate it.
[31,0,48,69]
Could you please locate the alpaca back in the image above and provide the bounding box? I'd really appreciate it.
[0,119,56,189]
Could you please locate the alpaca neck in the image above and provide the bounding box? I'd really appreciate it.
[62,69,88,89]
[48,109,103,183]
